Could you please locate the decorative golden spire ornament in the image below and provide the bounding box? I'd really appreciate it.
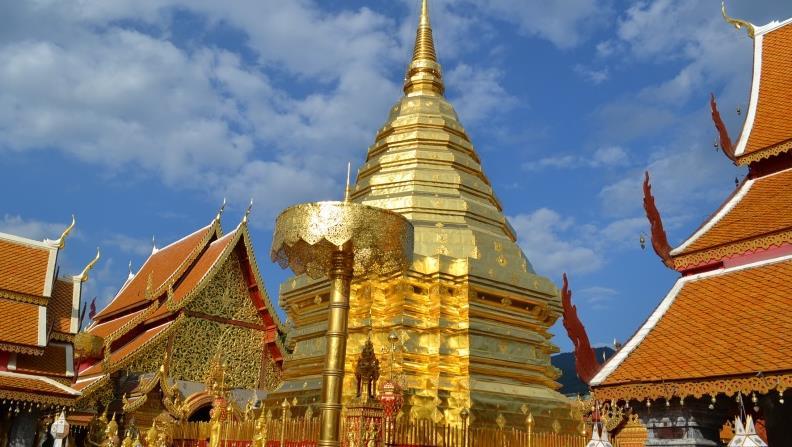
[404,0,444,96]
[722,1,755,39]
[47,215,76,249]
[78,247,101,282]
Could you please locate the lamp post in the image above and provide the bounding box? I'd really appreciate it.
[271,201,413,447]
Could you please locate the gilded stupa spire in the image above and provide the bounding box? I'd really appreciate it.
[404,0,444,96]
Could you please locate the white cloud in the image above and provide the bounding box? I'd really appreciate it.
[0,215,72,241]
[445,64,516,125]
[577,286,618,310]
[523,146,629,171]
[574,64,609,84]
[0,1,409,229]
[103,234,154,258]
[466,0,611,49]
[510,209,604,276]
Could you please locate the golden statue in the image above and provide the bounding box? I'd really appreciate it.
[208,407,222,447]
[155,432,169,447]
[120,434,133,447]
[252,411,269,447]
[101,415,119,447]
[87,410,109,446]
[145,422,159,447]
[244,398,256,422]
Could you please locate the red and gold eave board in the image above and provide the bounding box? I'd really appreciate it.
[80,218,284,386]
[669,166,792,271]
[590,254,792,401]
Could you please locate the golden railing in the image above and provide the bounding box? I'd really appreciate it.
[170,417,604,447]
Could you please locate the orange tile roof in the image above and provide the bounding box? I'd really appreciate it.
[49,279,75,334]
[94,224,216,322]
[739,22,792,162]
[0,238,51,297]
[672,168,792,263]
[15,343,68,377]
[87,309,143,339]
[597,256,792,386]
[0,299,42,347]
[0,371,79,402]
[146,231,238,323]
[79,321,172,377]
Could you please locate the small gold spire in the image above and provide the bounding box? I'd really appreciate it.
[344,162,352,202]
[243,198,254,223]
[216,197,227,222]
[404,0,444,96]
[722,1,755,39]
[78,247,101,283]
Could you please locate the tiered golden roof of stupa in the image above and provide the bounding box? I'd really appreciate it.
[275,0,572,432]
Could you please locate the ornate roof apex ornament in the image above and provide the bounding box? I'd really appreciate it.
[243,198,254,224]
[47,215,76,249]
[722,1,755,39]
[151,235,158,255]
[78,247,101,283]
[216,197,227,222]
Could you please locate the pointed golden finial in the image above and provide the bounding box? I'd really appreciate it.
[344,162,352,202]
[404,0,444,96]
[78,247,101,283]
[48,215,76,249]
[722,1,755,39]
[243,198,254,223]
[216,197,227,222]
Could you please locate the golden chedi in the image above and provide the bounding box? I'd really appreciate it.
[271,0,574,432]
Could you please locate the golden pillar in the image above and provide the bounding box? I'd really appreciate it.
[271,201,413,447]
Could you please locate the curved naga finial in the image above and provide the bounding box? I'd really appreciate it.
[216,197,227,222]
[79,247,101,282]
[643,172,674,269]
[722,1,755,39]
[49,215,76,249]
[243,198,254,223]
[560,273,601,385]
[710,93,736,162]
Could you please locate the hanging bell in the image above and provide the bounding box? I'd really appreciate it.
[639,234,646,250]
[737,105,742,116]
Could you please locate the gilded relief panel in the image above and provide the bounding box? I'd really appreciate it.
[170,317,264,389]
[186,252,260,324]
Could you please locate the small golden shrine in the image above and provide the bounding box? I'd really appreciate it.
[344,338,384,447]
[270,0,575,432]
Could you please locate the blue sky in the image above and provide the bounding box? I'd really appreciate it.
[2,0,791,352]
